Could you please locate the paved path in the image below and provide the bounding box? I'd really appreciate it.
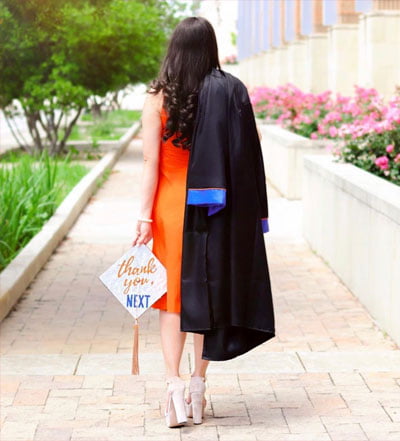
[1,136,400,441]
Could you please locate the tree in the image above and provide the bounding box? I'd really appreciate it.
[0,0,182,155]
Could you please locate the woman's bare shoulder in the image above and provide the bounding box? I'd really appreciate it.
[144,89,163,114]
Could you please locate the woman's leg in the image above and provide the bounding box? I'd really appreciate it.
[192,333,209,377]
[159,310,187,378]
[186,333,209,410]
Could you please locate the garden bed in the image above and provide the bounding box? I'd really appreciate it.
[259,125,331,199]
[0,153,90,271]
[68,109,141,142]
[251,84,400,189]
[0,121,140,321]
[303,154,400,346]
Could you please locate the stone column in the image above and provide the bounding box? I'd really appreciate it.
[328,0,359,95]
[278,0,289,85]
[337,0,359,23]
[281,0,286,45]
[249,0,258,87]
[287,0,307,88]
[254,0,266,87]
[358,6,400,98]
[267,0,281,87]
[305,0,329,92]
[294,0,302,38]
[373,0,400,9]
[312,0,327,32]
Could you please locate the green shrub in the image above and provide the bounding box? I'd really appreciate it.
[0,151,89,271]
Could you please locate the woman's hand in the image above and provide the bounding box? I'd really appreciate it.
[132,221,153,246]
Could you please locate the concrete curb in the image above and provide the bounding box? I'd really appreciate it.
[0,121,141,322]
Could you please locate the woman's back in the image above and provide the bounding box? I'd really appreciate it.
[150,103,190,313]
[159,105,190,175]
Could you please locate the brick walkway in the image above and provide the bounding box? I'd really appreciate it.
[1,137,400,441]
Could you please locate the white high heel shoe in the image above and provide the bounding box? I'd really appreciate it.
[165,376,187,428]
[185,376,206,424]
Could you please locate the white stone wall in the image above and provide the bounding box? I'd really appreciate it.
[238,12,400,98]
[305,34,329,93]
[303,155,400,346]
[358,11,400,99]
[259,125,330,199]
[328,24,359,96]
[287,40,308,90]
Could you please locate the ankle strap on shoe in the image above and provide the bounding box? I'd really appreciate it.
[166,375,183,384]
[190,375,206,382]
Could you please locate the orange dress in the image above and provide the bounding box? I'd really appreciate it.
[151,106,190,313]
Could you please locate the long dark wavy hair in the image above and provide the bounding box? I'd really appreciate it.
[149,16,221,150]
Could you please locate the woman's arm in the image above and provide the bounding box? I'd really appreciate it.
[132,91,162,246]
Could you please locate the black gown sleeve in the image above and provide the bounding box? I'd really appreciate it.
[241,97,270,233]
[186,79,228,216]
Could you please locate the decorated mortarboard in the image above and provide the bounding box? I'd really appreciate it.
[99,244,166,374]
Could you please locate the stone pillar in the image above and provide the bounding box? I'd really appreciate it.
[287,0,306,88]
[312,0,327,32]
[305,0,329,92]
[373,0,400,9]
[247,1,261,89]
[294,0,302,38]
[269,0,275,47]
[358,8,400,98]
[259,0,271,87]
[328,0,359,95]
[278,45,289,85]
[337,0,359,23]
[278,0,289,85]
[328,24,359,95]
[287,38,308,89]
[305,34,329,92]
[281,0,286,45]
[254,0,266,87]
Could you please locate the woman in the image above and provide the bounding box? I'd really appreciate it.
[132,17,214,428]
[132,16,275,429]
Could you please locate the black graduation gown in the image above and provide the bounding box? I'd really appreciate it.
[180,68,275,361]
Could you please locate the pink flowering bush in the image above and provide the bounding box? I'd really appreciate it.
[335,94,400,184]
[250,84,400,185]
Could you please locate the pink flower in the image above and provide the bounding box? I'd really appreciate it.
[375,156,389,170]
[386,144,394,153]
[328,126,338,137]
[394,154,400,163]
[310,132,318,140]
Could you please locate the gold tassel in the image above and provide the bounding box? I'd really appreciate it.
[132,318,139,375]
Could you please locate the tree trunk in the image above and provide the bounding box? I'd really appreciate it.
[91,98,102,118]
[58,108,82,154]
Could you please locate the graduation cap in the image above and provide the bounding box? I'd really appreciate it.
[99,244,167,374]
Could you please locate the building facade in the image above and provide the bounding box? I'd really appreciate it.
[237,0,400,97]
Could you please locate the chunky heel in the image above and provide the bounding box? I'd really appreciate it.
[191,391,205,424]
[186,376,207,424]
[165,376,187,428]
[172,390,187,424]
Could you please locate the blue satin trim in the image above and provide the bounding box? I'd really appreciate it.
[261,218,269,233]
[187,188,226,216]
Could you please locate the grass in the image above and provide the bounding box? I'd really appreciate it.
[72,109,141,142]
[0,150,89,272]
[0,148,33,163]
[81,109,141,125]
